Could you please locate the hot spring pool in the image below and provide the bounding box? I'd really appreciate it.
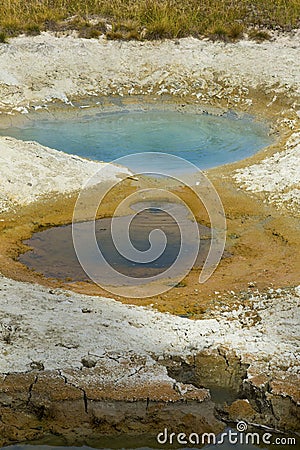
[19,201,215,284]
[0,108,272,170]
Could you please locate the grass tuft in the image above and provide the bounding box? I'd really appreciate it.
[106,20,141,40]
[25,24,41,36]
[227,23,244,41]
[249,29,272,42]
[207,25,230,42]
[0,31,7,43]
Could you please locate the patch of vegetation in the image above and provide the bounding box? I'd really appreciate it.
[249,29,272,42]
[206,23,244,42]
[106,20,141,40]
[25,24,41,36]
[76,20,106,39]
[0,20,21,38]
[207,25,230,42]
[0,0,299,41]
[0,31,7,43]
[227,23,244,41]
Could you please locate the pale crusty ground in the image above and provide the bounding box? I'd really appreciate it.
[0,31,299,110]
[234,131,300,214]
[0,273,299,377]
[0,136,130,214]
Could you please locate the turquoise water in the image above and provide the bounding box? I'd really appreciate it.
[0,110,272,170]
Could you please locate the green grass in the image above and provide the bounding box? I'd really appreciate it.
[0,0,299,41]
[249,29,272,41]
[0,31,7,43]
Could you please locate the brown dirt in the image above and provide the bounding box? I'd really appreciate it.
[0,364,222,447]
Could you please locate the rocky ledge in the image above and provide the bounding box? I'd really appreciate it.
[0,275,299,445]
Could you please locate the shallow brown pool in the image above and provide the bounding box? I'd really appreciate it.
[19,201,213,284]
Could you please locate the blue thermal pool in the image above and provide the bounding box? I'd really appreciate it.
[0,108,272,170]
